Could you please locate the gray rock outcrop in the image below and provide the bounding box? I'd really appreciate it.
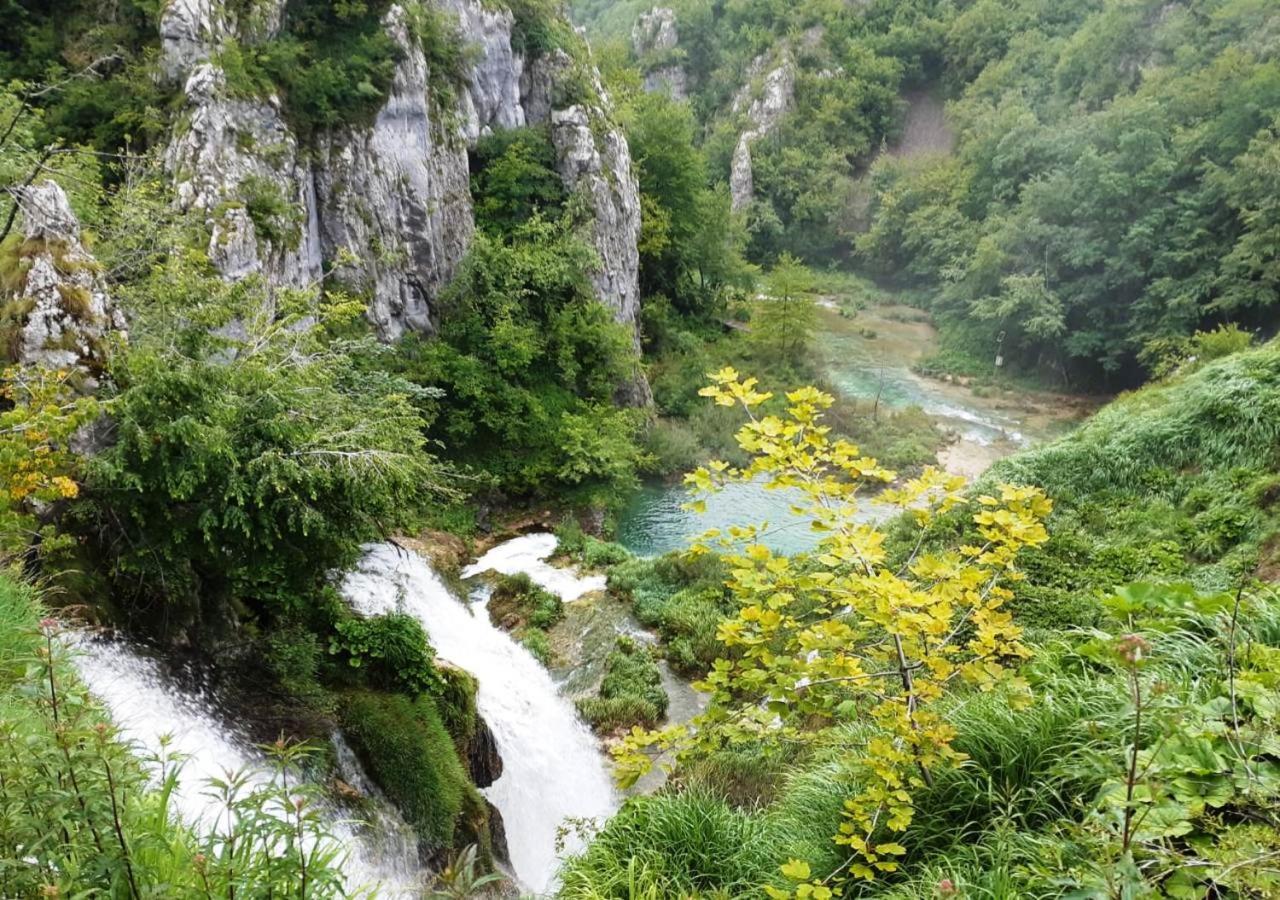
[159,0,648,379]
[632,7,687,99]
[6,181,126,384]
[311,5,473,339]
[729,54,796,212]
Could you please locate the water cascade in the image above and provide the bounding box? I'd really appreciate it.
[462,533,606,601]
[70,637,425,897]
[342,543,618,894]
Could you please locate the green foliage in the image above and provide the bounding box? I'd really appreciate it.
[751,254,817,368]
[608,550,731,677]
[339,689,471,849]
[470,126,566,235]
[577,635,668,732]
[238,174,302,249]
[519,625,553,666]
[0,574,346,898]
[428,843,507,898]
[854,0,1280,388]
[255,0,400,136]
[392,219,645,499]
[329,611,446,696]
[622,91,752,317]
[1140,322,1256,380]
[0,1,173,155]
[75,256,450,633]
[488,571,564,631]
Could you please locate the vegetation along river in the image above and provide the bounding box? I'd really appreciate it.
[618,300,1098,556]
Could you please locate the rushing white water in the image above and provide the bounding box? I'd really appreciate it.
[343,543,619,895]
[70,637,425,898]
[462,533,606,601]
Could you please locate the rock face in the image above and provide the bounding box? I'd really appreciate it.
[159,0,648,373]
[466,716,504,788]
[551,105,642,329]
[5,181,126,385]
[311,5,473,338]
[729,54,796,212]
[166,63,322,289]
[632,7,687,99]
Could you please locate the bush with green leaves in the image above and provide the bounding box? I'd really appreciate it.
[0,573,348,898]
[73,256,452,636]
[329,611,446,697]
[392,218,646,499]
[577,635,668,733]
[470,126,566,236]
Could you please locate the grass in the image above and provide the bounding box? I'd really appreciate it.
[577,636,668,733]
[608,551,732,677]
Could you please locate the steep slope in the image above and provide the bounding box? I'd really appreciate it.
[163,0,643,349]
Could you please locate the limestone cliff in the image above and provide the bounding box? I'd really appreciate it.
[632,7,686,99]
[160,0,645,363]
[4,182,126,387]
[729,52,796,212]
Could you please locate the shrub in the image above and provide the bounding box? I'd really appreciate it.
[581,537,631,569]
[329,611,445,696]
[577,636,667,732]
[488,572,564,631]
[640,418,703,477]
[239,174,302,249]
[339,690,470,849]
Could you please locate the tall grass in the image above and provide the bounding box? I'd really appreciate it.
[0,572,347,898]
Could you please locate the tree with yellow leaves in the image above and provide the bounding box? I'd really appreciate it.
[613,369,1052,896]
[0,366,99,555]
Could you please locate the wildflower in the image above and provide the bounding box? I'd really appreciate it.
[1115,633,1151,664]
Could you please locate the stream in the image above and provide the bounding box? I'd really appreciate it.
[618,303,1093,556]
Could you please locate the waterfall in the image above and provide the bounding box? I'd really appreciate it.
[462,533,606,601]
[342,543,619,895]
[70,637,425,898]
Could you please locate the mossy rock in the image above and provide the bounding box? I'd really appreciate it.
[488,572,563,631]
[338,690,470,850]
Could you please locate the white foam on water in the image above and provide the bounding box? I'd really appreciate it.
[462,533,606,602]
[342,543,618,894]
[71,637,424,897]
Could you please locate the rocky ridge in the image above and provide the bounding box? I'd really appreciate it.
[5,181,126,386]
[161,0,644,354]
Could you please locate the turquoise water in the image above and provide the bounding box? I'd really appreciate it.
[616,307,1075,557]
[616,475,894,557]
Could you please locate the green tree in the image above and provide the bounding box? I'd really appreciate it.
[751,253,816,368]
[395,218,645,499]
[79,254,451,632]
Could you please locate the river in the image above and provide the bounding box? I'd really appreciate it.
[617,302,1094,556]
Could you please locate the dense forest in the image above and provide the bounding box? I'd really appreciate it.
[1,0,1279,897]
[580,0,1280,388]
